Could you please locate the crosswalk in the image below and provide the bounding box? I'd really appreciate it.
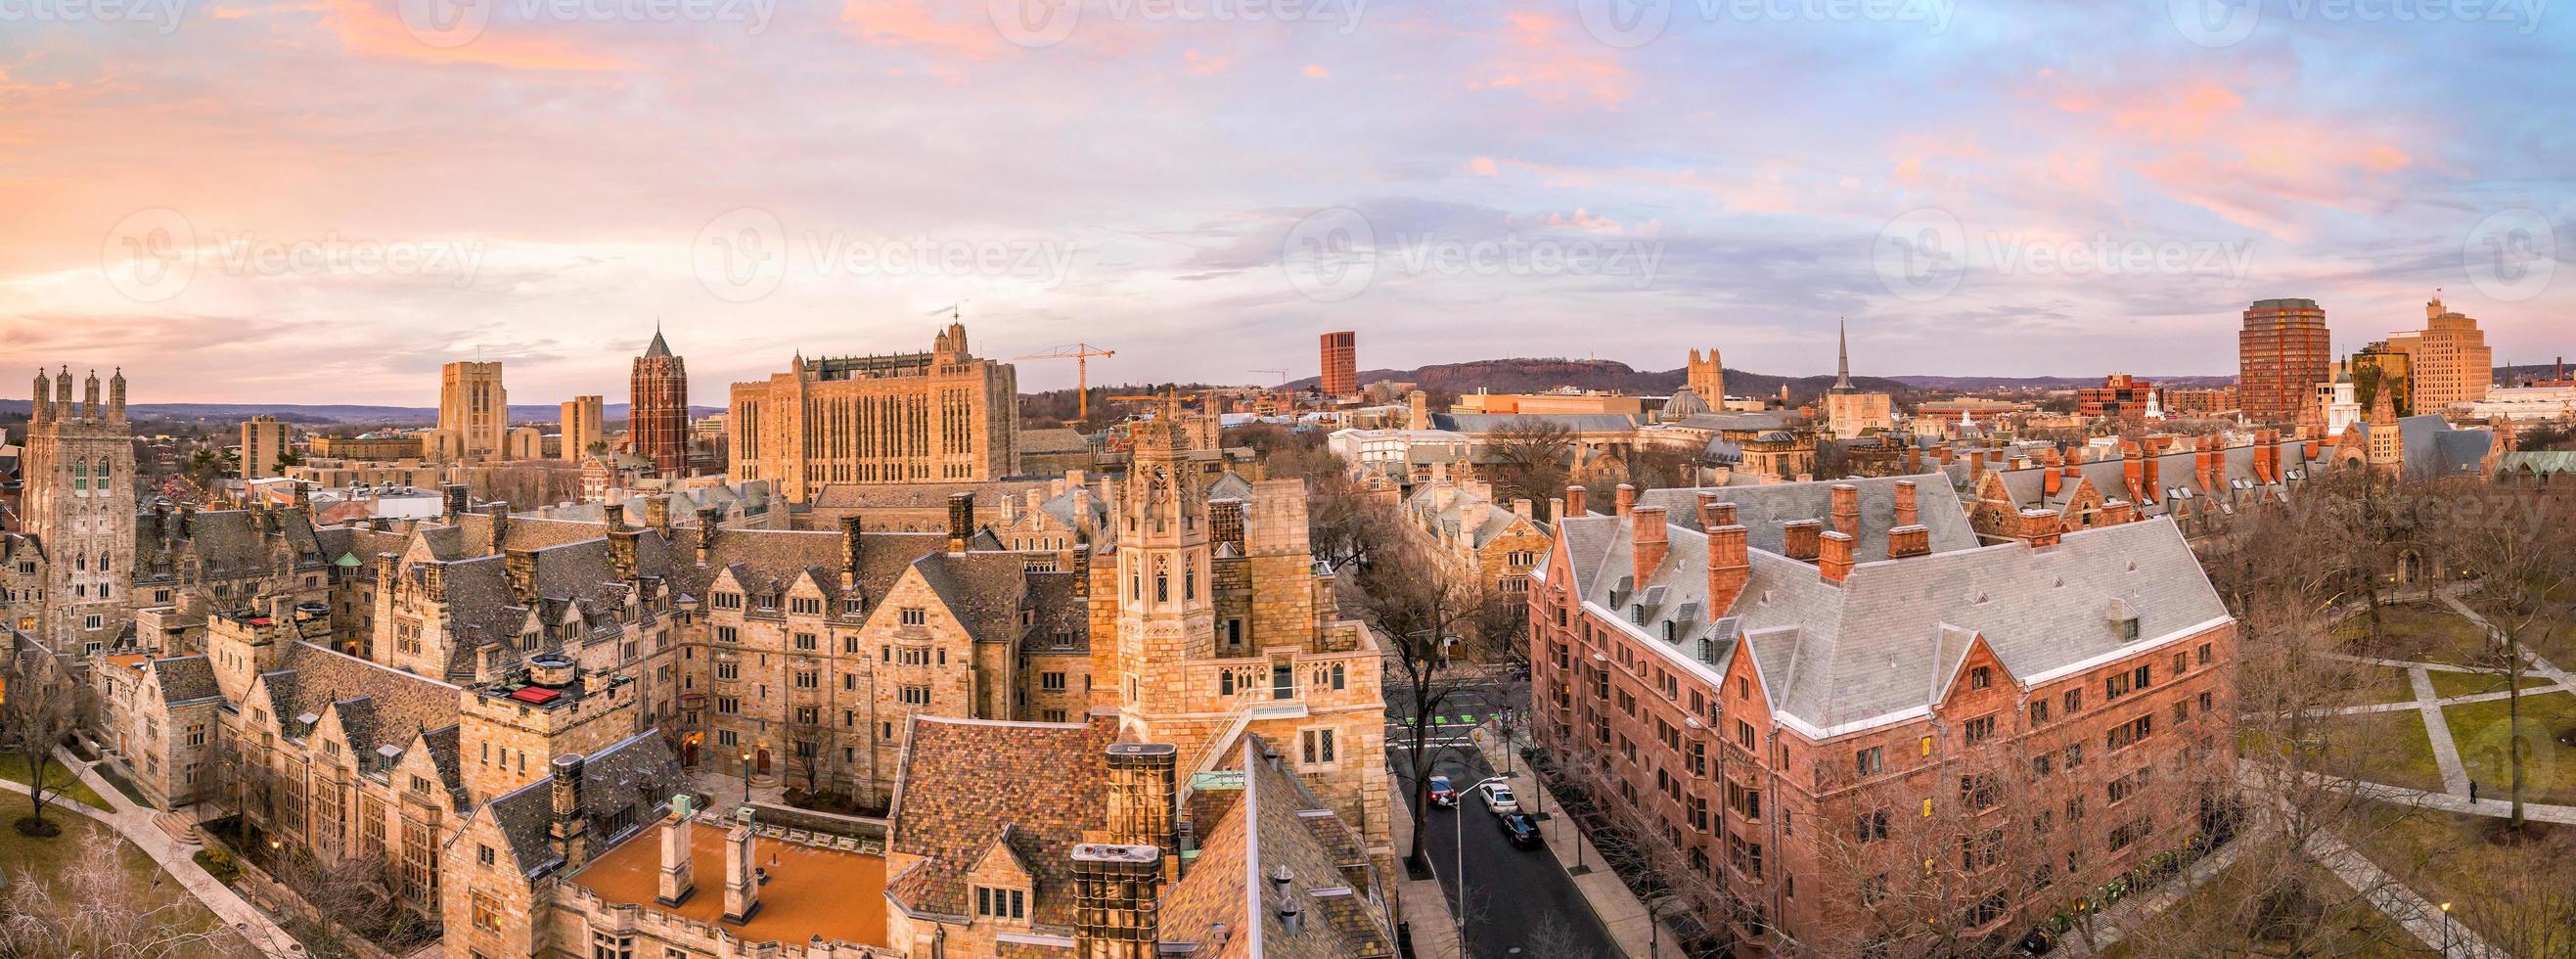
[1385,713,1487,749]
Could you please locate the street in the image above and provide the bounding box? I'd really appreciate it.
[1387,673,1621,959]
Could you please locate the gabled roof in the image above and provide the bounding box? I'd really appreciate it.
[1157,736,1395,958]
[485,730,681,877]
[885,715,1113,925]
[149,655,220,706]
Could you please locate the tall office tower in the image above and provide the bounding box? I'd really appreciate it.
[728,322,1018,503]
[240,415,291,480]
[1319,331,1357,397]
[2386,296,2495,411]
[439,361,509,455]
[22,367,136,653]
[561,395,606,461]
[630,328,691,477]
[2238,298,2332,426]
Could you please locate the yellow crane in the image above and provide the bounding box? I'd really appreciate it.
[1013,343,1116,420]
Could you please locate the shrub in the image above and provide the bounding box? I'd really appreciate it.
[194,846,239,881]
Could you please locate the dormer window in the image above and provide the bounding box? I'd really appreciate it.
[974,886,1026,922]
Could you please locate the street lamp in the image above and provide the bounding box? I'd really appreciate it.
[739,752,752,803]
[1454,775,1510,958]
[2439,901,2453,956]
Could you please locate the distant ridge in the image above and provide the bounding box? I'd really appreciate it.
[1282,358,2237,404]
[0,401,726,427]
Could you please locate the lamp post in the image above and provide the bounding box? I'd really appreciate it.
[739,752,751,803]
[2438,901,2453,956]
[1454,775,1509,958]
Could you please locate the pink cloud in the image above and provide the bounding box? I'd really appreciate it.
[318,0,632,70]
[839,0,1014,60]
[1302,64,1331,79]
[1466,12,1635,108]
[1467,157,1499,176]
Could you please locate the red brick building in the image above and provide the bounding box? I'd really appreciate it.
[1529,477,2237,955]
[1319,331,1357,397]
[631,328,691,478]
[2076,374,2158,425]
[2238,298,2331,426]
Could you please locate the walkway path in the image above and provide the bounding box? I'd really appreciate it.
[0,754,304,957]
[2305,820,2500,958]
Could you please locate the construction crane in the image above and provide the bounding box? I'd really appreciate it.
[1013,343,1116,420]
[1248,369,1288,388]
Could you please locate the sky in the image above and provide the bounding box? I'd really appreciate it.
[0,0,2569,407]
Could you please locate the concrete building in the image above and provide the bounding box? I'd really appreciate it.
[631,329,691,477]
[440,361,509,455]
[2237,298,2331,426]
[2384,297,2495,411]
[729,322,1018,502]
[1319,331,1357,397]
[561,395,606,463]
[1530,479,2237,954]
[241,415,293,480]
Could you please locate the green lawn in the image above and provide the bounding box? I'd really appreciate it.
[0,754,113,811]
[2443,691,2576,805]
[2362,666,2422,706]
[2342,803,2576,957]
[0,813,254,956]
[2341,605,2500,667]
[2426,668,2559,702]
[2242,709,2446,794]
[2094,856,2435,958]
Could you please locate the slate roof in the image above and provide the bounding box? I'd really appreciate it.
[1157,736,1395,958]
[1634,474,1978,559]
[1429,412,1638,434]
[2500,451,2576,478]
[1556,505,2228,735]
[912,552,1042,645]
[884,716,1114,925]
[150,655,221,706]
[1017,428,1094,455]
[264,641,461,758]
[485,730,682,877]
[132,507,330,583]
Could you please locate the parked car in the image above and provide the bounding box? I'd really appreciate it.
[1482,783,1519,815]
[1498,812,1541,846]
[1427,775,1459,808]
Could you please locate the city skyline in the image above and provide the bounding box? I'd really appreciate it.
[2,3,2567,404]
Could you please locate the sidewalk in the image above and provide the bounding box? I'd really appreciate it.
[1469,726,1681,958]
[1,754,305,957]
[1388,787,1463,959]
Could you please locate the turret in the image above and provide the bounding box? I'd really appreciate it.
[30,369,48,425]
[109,368,125,423]
[82,370,100,421]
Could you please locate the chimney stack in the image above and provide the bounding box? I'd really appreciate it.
[696,507,720,563]
[1700,493,1749,616]
[721,810,760,925]
[1071,844,1163,958]
[1106,744,1180,873]
[1783,519,1823,562]
[549,753,590,869]
[1564,485,1588,518]
[946,491,975,553]
[505,548,539,606]
[442,483,469,523]
[604,502,625,530]
[1819,530,1856,583]
[838,515,865,587]
[609,527,640,582]
[656,795,696,906]
[1631,506,1669,585]
[1829,483,1861,538]
[1614,483,1637,518]
[646,496,672,536]
[1887,524,1931,560]
[1893,480,1919,527]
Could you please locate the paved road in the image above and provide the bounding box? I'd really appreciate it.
[1388,675,1621,959]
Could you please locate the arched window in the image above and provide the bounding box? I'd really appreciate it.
[95,456,111,484]
[72,460,88,491]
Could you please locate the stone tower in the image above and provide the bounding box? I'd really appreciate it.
[23,367,137,653]
[630,326,690,478]
[1687,347,1724,405]
[439,361,508,455]
[1103,392,1218,738]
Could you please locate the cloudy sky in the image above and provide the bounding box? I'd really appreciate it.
[1,0,2568,406]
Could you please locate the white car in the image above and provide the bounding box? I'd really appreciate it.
[1482,783,1519,815]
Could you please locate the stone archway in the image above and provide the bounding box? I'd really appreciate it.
[2397,549,2423,585]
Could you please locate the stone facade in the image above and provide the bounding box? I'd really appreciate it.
[729,322,1018,502]
[561,395,607,463]
[440,361,509,456]
[1401,477,1551,599]
[19,367,138,654]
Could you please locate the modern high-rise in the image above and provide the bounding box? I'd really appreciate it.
[630,328,691,477]
[560,394,606,461]
[2385,297,2495,411]
[439,361,509,455]
[240,414,291,480]
[1319,330,1357,396]
[2237,298,2331,426]
[729,322,1018,502]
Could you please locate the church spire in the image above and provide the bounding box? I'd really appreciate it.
[1831,317,1856,393]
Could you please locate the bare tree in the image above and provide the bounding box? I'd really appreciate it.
[0,841,242,958]
[1485,420,1576,510]
[2435,481,2576,831]
[268,849,426,957]
[1349,514,1500,868]
[0,648,88,836]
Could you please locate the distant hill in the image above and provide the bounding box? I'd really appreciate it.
[0,400,725,427]
[1281,358,2254,403]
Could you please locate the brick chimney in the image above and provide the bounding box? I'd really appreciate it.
[2102,500,2137,524]
[1700,494,1748,616]
[2024,508,2063,547]
[609,527,639,582]
[1819,530,1855,584]
[442,483,468,523]
[646,496,672,535]
[721,811,760,925]
[1513,498,1534,521]
[2255,430,2281,483]
[696,507,720,564]
[1071,843,1163,958]
[2043,464,2062,498]
[1893,480,1919,526]
[505,548,539,606]
[1106,744,1180,873]
[1631,506,1669,584]
[2141,452,2161,506]
[1968,451,1984,482]
[604,502,625,530]
[656,796,696,906]
[1784,519,1823,562]
[548,753,589,870]
[947,491,976,553]
[1614,483,1637,518]
[838,515,865,589]
[1887,524,1931,560]
[1830,483,1860,539]
[1564,484,1587,518]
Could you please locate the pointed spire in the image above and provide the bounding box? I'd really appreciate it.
[1831,317,1855,392]
[644,320,673,359]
